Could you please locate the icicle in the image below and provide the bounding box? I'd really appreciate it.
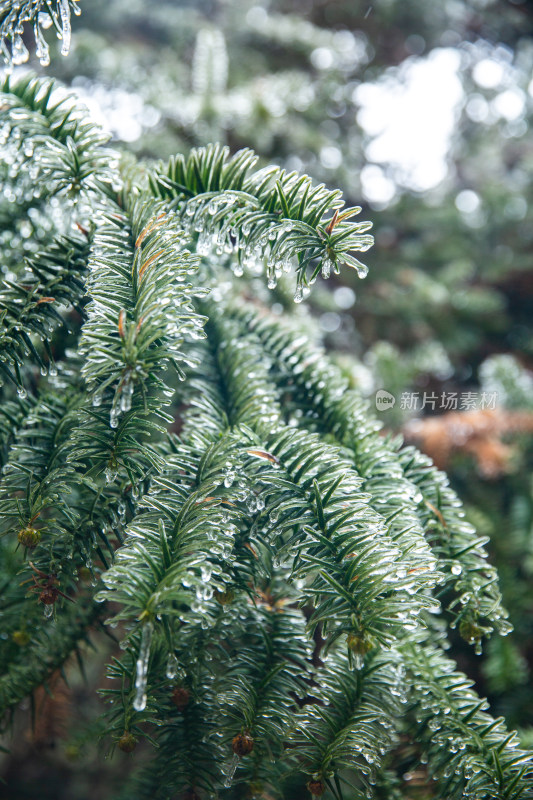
[1,39,13,73]
[166,653,179,680]
[104,465,117,484]
[38,12,53,29]
[12,34,29,66]
[293,286,303,303]
[34,21,50,66]
[44,604,54,619]
[321,257,333,279]
[133,620,154,711]
[224,754,240,787]
[58,0,72,57]
[120,378,134,412]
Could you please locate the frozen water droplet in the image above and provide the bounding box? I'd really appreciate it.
[12,34,29,65]
[34,21,50,66]
[105,466,117,484]
[38,12,53,29]
[293,287,303,303]
[44,603,54,619]
[133,621,154,712]
[59,0,72,56]
[451,563,462,576]
[166,653,179,680]
[224,754,240,788]
[321,257,333,279]
[17,387,27,399]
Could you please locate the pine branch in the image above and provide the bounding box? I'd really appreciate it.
[1,74,114,200]
[223,301,510,643]
[290,649,403,795]
[403,640,533,799]
[149,143,373,299]
[0,231,90,388]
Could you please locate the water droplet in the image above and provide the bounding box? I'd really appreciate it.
[105,466,117,484]
[224,754,240,787]
[44,604,54,619]
[293,287,303,303]
[321,257,333,279]
[12,34,29,66]
[166,653,179,680]
[133,621,154,712]
[451,563,462,576]
[58,0,72,56]
[34,21,50,66]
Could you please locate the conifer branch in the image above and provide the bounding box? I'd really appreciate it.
[150,144,373,298]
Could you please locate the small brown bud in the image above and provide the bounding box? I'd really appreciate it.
[17,526,41,549]
[232,732,254,756]
[40,586,58,605]
[307,779,325,797]
[117,732,137,753]
[171,687,190,711]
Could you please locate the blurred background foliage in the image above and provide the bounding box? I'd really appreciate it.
[2,0,533,797]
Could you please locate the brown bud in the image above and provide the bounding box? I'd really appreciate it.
[171,687,190,711]
[232,732,254,756]
[17,526,41,549]
[307,779,325,797]
[117,732,137,753]
[40,586,58,605]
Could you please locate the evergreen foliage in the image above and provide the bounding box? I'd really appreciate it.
[1,10,533,800]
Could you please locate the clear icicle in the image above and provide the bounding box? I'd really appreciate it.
[34,22,50,66]
[12,33,30,67]
[166,653,179,680]
[58,0,72,56]
[1,39,13,72]
[44,603,54,619]
[224,754,240,787]
[321,257,333,279]
[12,34,29,65]
[133,621,154,711]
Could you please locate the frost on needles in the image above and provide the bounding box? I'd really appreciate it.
[0,74,532,800]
